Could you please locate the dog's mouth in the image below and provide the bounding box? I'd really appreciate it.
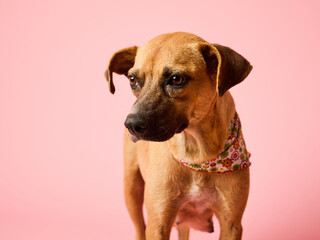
[176,123,188,134]
[128,122,189,143]
[128,127,171,143]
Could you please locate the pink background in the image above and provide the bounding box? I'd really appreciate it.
[1,0,319,239]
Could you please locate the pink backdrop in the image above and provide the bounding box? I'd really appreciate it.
[1,0,319,239]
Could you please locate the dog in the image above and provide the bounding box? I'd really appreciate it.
[105,32,252,240]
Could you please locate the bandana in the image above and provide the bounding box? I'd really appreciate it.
[177,113,251,174]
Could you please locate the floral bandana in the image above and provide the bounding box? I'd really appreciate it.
[177,113,251,174]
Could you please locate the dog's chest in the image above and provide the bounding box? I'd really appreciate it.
[185,181,215,210]
[175,181,216,232]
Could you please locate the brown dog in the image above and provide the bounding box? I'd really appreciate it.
[105,32,252,240]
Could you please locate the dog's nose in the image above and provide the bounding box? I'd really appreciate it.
[124,114,146,135]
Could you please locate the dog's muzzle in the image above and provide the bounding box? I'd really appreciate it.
[124,113,188,142]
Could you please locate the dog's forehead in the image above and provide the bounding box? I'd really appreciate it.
[133,33,206,74]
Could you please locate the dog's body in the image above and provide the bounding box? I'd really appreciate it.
[105,32,252,240]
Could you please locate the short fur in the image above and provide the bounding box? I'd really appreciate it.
[105,32,252,240]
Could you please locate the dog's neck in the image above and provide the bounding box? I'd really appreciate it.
[168,92,236,164]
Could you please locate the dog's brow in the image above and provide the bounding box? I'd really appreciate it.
[162,67,172,78]
[128,69,140,76]
[162,67,187,77]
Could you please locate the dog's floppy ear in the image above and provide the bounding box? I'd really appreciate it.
[104,46,138,94]
[198,43,252,97]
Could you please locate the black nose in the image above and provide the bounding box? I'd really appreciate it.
[124,114,146,136]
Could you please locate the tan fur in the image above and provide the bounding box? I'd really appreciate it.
[106,32,252,240]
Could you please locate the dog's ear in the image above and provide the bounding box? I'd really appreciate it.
[105,46,138,94]
[198,43,252,97]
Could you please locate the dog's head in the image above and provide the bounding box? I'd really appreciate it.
[105,32,252,142]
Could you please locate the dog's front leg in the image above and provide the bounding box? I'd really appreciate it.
[214,169,250,240]
[144,182,181,240]
[124,164,146,240]
[124,135,146,240]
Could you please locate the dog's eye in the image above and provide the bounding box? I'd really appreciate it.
[128,76,139,89]
[170,75,185,86]
[129,76,136,86]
